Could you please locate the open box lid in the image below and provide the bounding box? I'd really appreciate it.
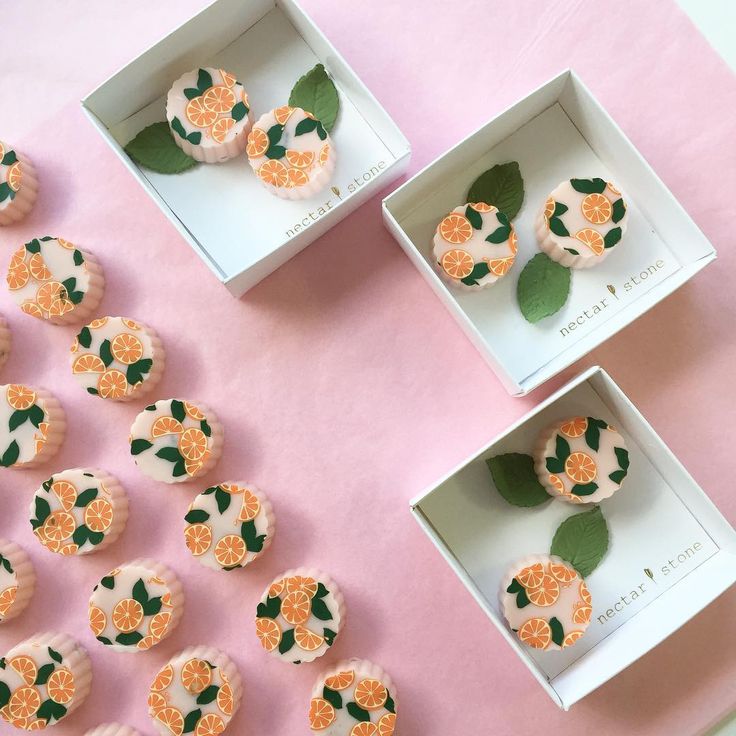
[411,366,736,708]
[383,71,715,395]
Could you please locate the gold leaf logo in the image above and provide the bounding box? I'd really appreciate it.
[644,568,655,583]
[331,186,341,199]
[607,284,618,300]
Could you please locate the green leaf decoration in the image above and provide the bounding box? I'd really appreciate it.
[37,698,67,724]
[48,647,62,664]
[346,702,371,722]
[28,404,45,428]
[466,161,524,220]
[546,456,565,474]
[485,224,513,244]
[549,617,565,647]
[200,419,211,437]
[486,453,551,507]
[323,686,342,709]
[74,488,98,508]
[553,201,568,217]
[323,628,337,646]
[289,63,339,132]
[267,123,284,146]
[465,205,483,230]
[609,469,627,484]
[8,409,29,432]
[171,400,186,422]
[202,485,217,495]
[77,326,92,348]
[294,117,318,136]
[615,446,630,470]
[172,459,187,477]
[183,87,200,101]
[155,446,184,463]
[42,478,53,491]
[256,597,281,619]
[314,583,329,599]
[505,577,530,608]
[185,508,210,524]
[517,253,571,323]
[570,177,607,194]
[145,403,157,411]
[215,486,231,514]
[67,289,85,306]
[126,358,153,386]
[584,417,608,452]
[548,216,570,237]
[34,663,55,686]
[187,131,201,145]
[571,482,598,496]
[125,122,198,174]
[310,596,333,621]
[460,261,490,287]
[0,441,19,467]
[31,495,51,529]
[99,339,114,367]
[0,656,6,668]
[115,631,144,646]
[384,693,396,713]
[197,68,213,93]
[550,506,609,578]
[130,438,153,455]
[604,227,622,249]
[132,578,149,605]
[100,575,116,590]
[241,520,266,553]
[266,144,286,160]
[96,635,112,646]
[88,530,104,546]
[0,182,15,203]
[0,681,10,709]
[564,248,579,255]
[0,555,12,574]
[231,101,248,122]
[612,198,626,223]
[72,524,90,547]
[279,627,295,654]
[182,708,202,734]
[1,151,18,166]
[143,597,162,616]
[196,685,219,705]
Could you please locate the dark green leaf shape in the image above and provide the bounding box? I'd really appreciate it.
[197,68,213,93]
[465,205,483,230]
[0,555,11,574]
[0,182,15,203]
[132,578,149,605]
[126,358,153,385]
[156,446,184,463]
[385,693,396,713]
[172,459,187,477]
[256,597,281,619]
[25,239,42,254]
[115,631,144,646]
[548,216,570,237]
[550,506,609,578]
[266,144,286,160]
[96,635,112,646]
[143,597,162,616]
[584,417,608,452]
[75,487,98,507]
[9,410,29,432]
[77,326,92,348]
[564,248,580,256]
[0,656,5,668]
[485,224,512,244]
[215,486,231,513]
[131,439,153,455]
[615,447,630,470]
[570,177,607,194]
[1,151,18,166]
[545,434,571,475]
[202,485,217,495]
[187,131,201,145]
[486,453,551,507]
[553,201,568,217]
[346,702,371,722]
[27,404,44,428]
[171,400,186,422]
[323,628,337,646]
[289,63,339,132]
[185,508,210,524]
[460,261,490,287]
[31,495,52,529]
[0,681,10,709]
[314,583,329,599]
[87,530,104,546]
[571,482,598,496]
[267,123,284,146]
[505,577,530,608]
[549,617,565,647]
[612,198,626,223]
[100,575,115,590]
[34,663,55,686]
[99,339,114,367]
[517,253,571,323]
[295,117,318,136]
[310,596,333,621]
[1,441,19,467]
[124,122,198,174]
[279,627,295,654]
[322,686,342,709]
[604,227,622,249]
[73,249,84,266]
[72,524,90,547]
[231,101,248,122]
[200,419,211,437]
[545,456,564,473]
[609,469,627,484]
[36,698,67,723]
[241,520,266,553]
[183,708,202,734]
[183,87,200,100]
[467,161,524,220]
[196,685,219,705]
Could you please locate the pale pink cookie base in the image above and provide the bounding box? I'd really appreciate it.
[149,645,242,736]
[534,208,608,270]
[53,249,105,325]
[19,388,66,468]
[0,539,35,623]
[174,120,254,163]
[84,724,142,736]
[0,315,10,370]
[0,154,38,227]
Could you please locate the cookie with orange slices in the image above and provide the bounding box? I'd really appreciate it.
[534,416,629,504]
[256,567,346,664]
[148,645,242,736]
[536,178,628,269]
[247,106,335,200]
[309,658,397,735]
[30,468,128,556]
[7,236,105,325]
[0,541,35,624]
[432,202,518,290]
[129,398,224,483]
[0,631,92,730]
[0,141,38,226]
[85,724,141,736]
[0,315,11,371]
[0,384,65,468]
[166,67,253,163]
[88,559,183,653]
[501,554,592,652]
[184,481,274,572]
[70,316,165,401]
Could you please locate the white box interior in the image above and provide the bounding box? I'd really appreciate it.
[82,0,410,295]
[383,71,715,395]
[412,367,736,708]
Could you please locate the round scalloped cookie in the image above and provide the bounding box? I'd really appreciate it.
[0,384,65,469]
[88,559,183,653]
[7,236,104,325]
[432,202,518,290]
[0,141,38,226]
[534,416,630,504]
[500,554,592,652]
[30,468,128,556]
[166,67,253,163]
[0,631,92,730]
[129,399,223,483]
[536,178,628,269]
[70,316,165,402]
[309,658,398,735]
[85,725,141,736]
[0,315,11,371]
[0,541,35,624]
[255,567,346,664]
[148,645,242,736]
[247,106,335,200]
[184,481,275,572]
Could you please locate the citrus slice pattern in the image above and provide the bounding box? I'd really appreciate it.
[148,646,241,735]
[88,559,181,651]
[309,699,336,730]
[581,193,612,224]
[438,213,472,244]
[441,249,474,279]
[518,617,552,649]
[575,228,605,255]
[0,142,33,220]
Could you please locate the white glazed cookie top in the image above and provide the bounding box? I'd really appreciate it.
[0,550,18,622]
[0,142,23,213]
[540,416,629,503]
[309,664,397,735]
[247,106,332,192]
[7,237,92,321]
[167,67,250,149]
[0,638,79,729]
[184,483,271,571]
[0,384,53,467]
[30,468,120,556]
[71,317,158,400]
[129,399,217,482]
[501,555,591,651]
[88,562,177,652]
[542,179,628,262]
[255,572,342,664]
[148,653,237,735]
